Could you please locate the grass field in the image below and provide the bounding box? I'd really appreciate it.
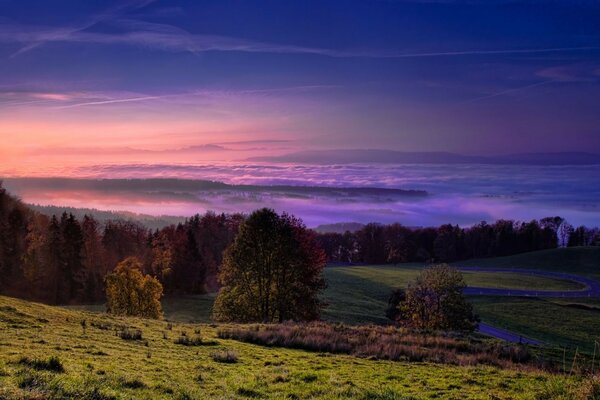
[470,297,600,352]
[320,265,587,326]
[330,265,585,291]
[456,247,600,280]
[65,248,600,353]
[1,295,597,400]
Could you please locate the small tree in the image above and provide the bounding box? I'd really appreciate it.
[105,257,163,319]
[213,208,326,322]
[398,264,478,332]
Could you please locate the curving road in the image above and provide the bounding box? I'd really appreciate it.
[457,267,600,344]
[478,323,542,345]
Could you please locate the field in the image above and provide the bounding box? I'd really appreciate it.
[457,247,600,280]
[65,248,600,353]
[0,295,597,400]
[321,265,586,324]
[470,297,600,352]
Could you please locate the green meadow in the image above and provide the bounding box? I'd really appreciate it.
[66,248,600,352]
[2,248,600,398]
[1,295,598,400]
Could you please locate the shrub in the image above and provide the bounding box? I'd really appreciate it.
[211,349,239,363]
[18,355,64,372]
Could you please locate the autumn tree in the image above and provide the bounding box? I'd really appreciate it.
[398,264,478,332]
[213,208,326,322]
[105,257,163,319]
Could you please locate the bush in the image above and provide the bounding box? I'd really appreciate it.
[211,349,239,363]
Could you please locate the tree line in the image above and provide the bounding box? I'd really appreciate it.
[316,218,600,264]
[1,182,599,306]
[0,183,242,304]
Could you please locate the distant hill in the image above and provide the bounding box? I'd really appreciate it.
[248,150,600,165]
[313,222,365,234]
[29,204,186,230]
[3,177,428,199]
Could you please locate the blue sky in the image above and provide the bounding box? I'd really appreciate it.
[1,0,600,168]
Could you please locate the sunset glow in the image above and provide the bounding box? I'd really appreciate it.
[1,0,599,227]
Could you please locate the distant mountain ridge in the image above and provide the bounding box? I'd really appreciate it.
[248,150,600,165]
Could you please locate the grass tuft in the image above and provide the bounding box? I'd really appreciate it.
[211,349,239,363]
[18,355,64,372]
[117,327,143,341]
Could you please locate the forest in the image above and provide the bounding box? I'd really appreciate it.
[1,182,598,305]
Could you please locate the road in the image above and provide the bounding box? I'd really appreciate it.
[458,267,600,345]
[459,267,600,297]
[478,322,542,345]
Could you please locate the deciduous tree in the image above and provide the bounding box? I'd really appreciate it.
[105,257,163,319]
[398,264,478,332]
[213,208,326,322]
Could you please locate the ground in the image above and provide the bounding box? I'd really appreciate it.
[0,295,594,400]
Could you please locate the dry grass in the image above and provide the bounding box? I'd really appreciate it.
[218,322,534,368]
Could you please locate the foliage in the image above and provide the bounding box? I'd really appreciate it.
[105,257,163,319]
[385,288,406,321]
[316,217,584,264]
[1,183,243,304]
[398,264,479,332]
[213,208,326,322]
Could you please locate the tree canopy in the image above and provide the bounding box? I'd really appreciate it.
[213,208,326,322]
[396,264,479,332]
[105,257,163,319]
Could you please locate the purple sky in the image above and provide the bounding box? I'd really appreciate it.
[1,0,600,174]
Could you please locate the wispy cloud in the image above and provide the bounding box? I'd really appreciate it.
[2,15,599,59]
[9,0,157,58]
[459,80,556,104]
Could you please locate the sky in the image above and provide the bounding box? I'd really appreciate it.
[1,0,600,174]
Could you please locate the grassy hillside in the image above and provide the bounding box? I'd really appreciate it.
[456,247,600,279]
[471,297,600,352]
[67,248,600,352]
[320,265,587,326]
[0,295,596,400]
